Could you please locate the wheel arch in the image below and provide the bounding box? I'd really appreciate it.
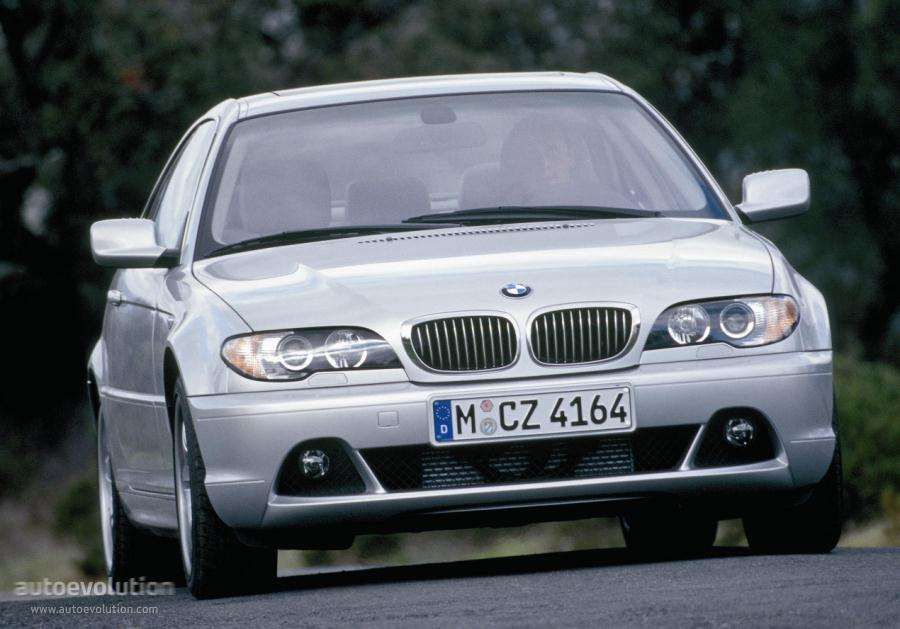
[86,370,101,426]
[163,347,181,434]
[86,338,106,426]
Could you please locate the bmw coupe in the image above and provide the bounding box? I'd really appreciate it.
[88,72,841,598]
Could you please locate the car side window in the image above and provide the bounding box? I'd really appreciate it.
[150,120,216,249]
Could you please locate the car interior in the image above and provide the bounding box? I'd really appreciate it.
[210,94,710,246]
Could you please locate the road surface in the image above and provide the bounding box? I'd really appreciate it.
[1,547,897,627]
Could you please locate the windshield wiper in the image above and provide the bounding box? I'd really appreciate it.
[206,225,454,257]
[403,205,662,225]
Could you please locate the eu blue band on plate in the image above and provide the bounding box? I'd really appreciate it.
[433,399,454,442]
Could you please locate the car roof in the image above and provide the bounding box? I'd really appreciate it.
[235,71,623,119]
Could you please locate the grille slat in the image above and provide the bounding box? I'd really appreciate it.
[429,323,442,369]
[604,309,611,358]
[451,319,462,369]
[560,311,568,362]
[463,318,473,370]
[487,317,497,367]
[542,315,550,362]
[476,317,486,369]
[568,310,576,363]
[578,309,586,363]
[497,319,507,366]
[553,311,561,363]
[410,315,517,372]
[612,309,619,349]
[531,306,633,365]
[618,310,626,346]
[441,320,452,369]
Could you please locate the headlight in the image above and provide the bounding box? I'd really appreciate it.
[645,295,798,350]
[323,329,368,368]
[222,327,401,381]
[667,305,711,344]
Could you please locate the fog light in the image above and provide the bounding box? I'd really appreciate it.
[300,449,330,479]
[724,417,755,447]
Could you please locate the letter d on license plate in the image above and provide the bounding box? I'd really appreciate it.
[431,386,633,444]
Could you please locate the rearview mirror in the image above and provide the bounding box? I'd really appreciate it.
[736,168,810,223]
[90,218,178,268]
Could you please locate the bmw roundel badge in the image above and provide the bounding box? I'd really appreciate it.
[501,283,532,298]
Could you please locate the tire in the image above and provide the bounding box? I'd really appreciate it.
[173,381,277,598]
[97,409,184,586]
[743,442,843,554]
[620,510,718,558]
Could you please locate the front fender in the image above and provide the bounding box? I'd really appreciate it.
[164,272,252,397]
[86,338,106,424]
[87,338,106,384]
[757,235,831,352]
[793,273,832,351]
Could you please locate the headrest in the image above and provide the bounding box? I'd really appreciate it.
[236,156,331,235]
[459,162,503,210]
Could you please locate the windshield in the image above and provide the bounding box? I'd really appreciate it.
[196,91,727,258]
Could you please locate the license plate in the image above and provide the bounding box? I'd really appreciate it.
[431,386,633,444]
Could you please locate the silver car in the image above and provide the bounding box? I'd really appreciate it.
[88,72,841,598]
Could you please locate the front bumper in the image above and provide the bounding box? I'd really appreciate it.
[189,350,835,532]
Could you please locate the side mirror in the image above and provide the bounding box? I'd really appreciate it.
[736,168,810,223]
[90,218,178,268]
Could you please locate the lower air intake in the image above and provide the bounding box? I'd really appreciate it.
[362,426,698,492]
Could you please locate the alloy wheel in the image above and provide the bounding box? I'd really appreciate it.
[174,408,194,579]
[97,414,115,574]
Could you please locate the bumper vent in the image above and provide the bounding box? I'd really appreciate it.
[693,409,776,468]
[530,306,634,365]
[276,440,366,497]
[407,315,517,372]
[362,426,697,492]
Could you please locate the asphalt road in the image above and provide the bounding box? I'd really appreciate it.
[2,547,897,627]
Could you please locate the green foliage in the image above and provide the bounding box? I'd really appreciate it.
[53,474,105,576]
[0,433,38,496]
[0,0,896,577]
[835,356,900,521]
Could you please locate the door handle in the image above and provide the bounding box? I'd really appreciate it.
[107,289,123,306]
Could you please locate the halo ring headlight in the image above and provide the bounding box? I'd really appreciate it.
[277,334,314,371]
[645,295,799,350]
[221,327,398,381]
[324,329,368,368]
[667,305,711,345]
[719,302,756,339]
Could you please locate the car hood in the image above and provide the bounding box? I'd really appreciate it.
[194,218,772,337]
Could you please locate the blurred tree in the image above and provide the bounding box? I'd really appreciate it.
[724,0,898,361]
[824,0,899,360]
[0,0,897,493]
[0,0,286,489]
[1,0,94,462]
